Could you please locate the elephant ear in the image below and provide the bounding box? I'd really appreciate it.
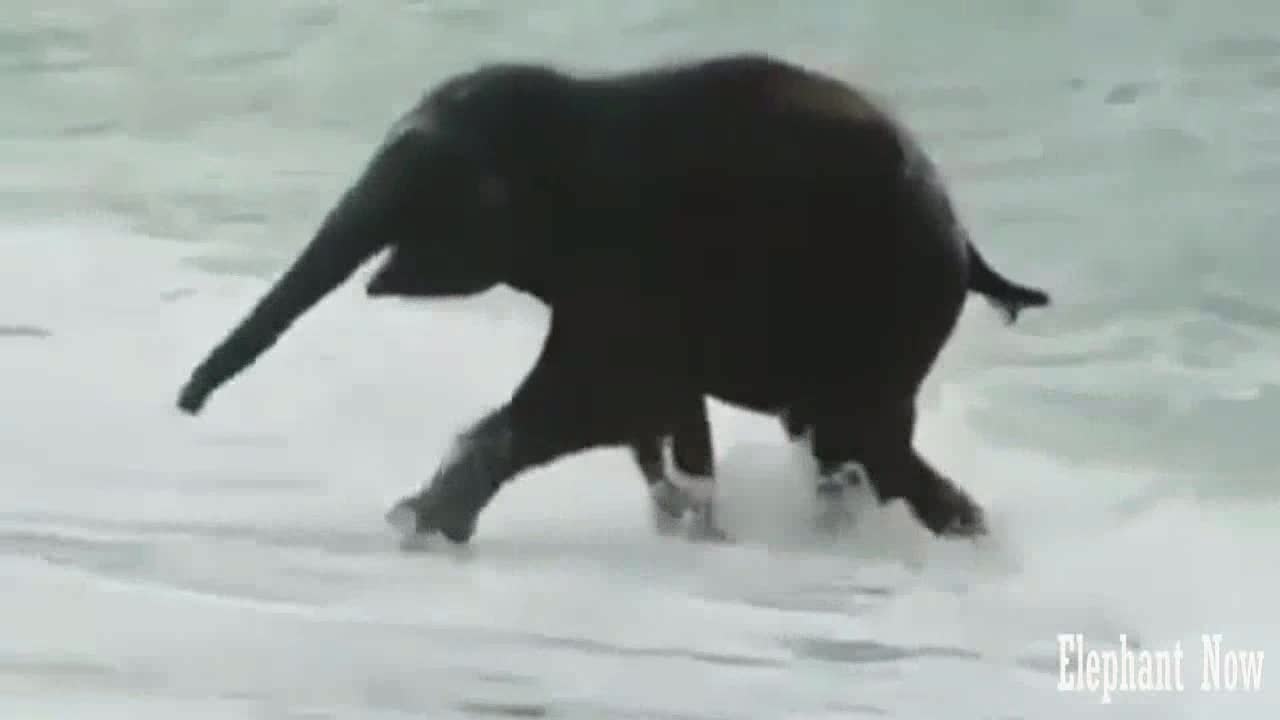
[363,153,516,298]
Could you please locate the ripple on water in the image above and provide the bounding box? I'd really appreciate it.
[1103,80,1159,106]
[57,121,119,138]
[0,324,51,338]
[457,701,549,718]
[785,637,982,665]
[1185,32,1280,65]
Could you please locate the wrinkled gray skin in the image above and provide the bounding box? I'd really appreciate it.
[177,56,1050,547]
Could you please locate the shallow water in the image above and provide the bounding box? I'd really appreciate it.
[3,2,1278,717]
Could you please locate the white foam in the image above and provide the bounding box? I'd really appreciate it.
[2,220,1276,719]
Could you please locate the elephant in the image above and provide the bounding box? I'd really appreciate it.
[176,53,1051,546]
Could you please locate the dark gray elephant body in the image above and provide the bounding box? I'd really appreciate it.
[177,54,1050,545]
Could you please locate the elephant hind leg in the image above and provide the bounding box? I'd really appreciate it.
[806,398,986,538]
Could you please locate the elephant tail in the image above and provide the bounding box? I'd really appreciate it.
[967,242,1051,324]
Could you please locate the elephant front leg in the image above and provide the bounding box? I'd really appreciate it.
[389,300,713,547]
[667,400,729,543]
[630,437,688,536]
[387,330,618,546]
[387,389,624,547]
[629,398,728,542]
[385,406,518,545]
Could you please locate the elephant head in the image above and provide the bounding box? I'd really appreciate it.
[176,85,528,415]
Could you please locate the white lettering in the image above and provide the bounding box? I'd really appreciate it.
[1173,640,1186,691]
[1202,634,1265,692]
[1058,634,1076,691]
[1100,644,1119,703]
[1057,632,1261,702]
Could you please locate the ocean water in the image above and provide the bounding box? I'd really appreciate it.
[2,1,1278,717]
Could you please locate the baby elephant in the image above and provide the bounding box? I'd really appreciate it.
[176,53,1051,546]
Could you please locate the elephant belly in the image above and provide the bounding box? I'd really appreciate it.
[681,278,830,414]
[678,251,961,416]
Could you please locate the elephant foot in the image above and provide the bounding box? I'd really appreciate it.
[385,419,512,548]
[814,461,864,536]
[910,472,989,540]
[677,477,731,543]
[647,477,731,542]
[648,479,689,536]
[386,493,480,546]
[686,503,731,543]
[822,460,868,492]
[385,462,500,546]
[814,493,854,536]
[936,489,988,540]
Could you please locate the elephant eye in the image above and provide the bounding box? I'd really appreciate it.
[477,174,507,208]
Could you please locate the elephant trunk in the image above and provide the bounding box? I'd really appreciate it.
[176,187,392,415]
